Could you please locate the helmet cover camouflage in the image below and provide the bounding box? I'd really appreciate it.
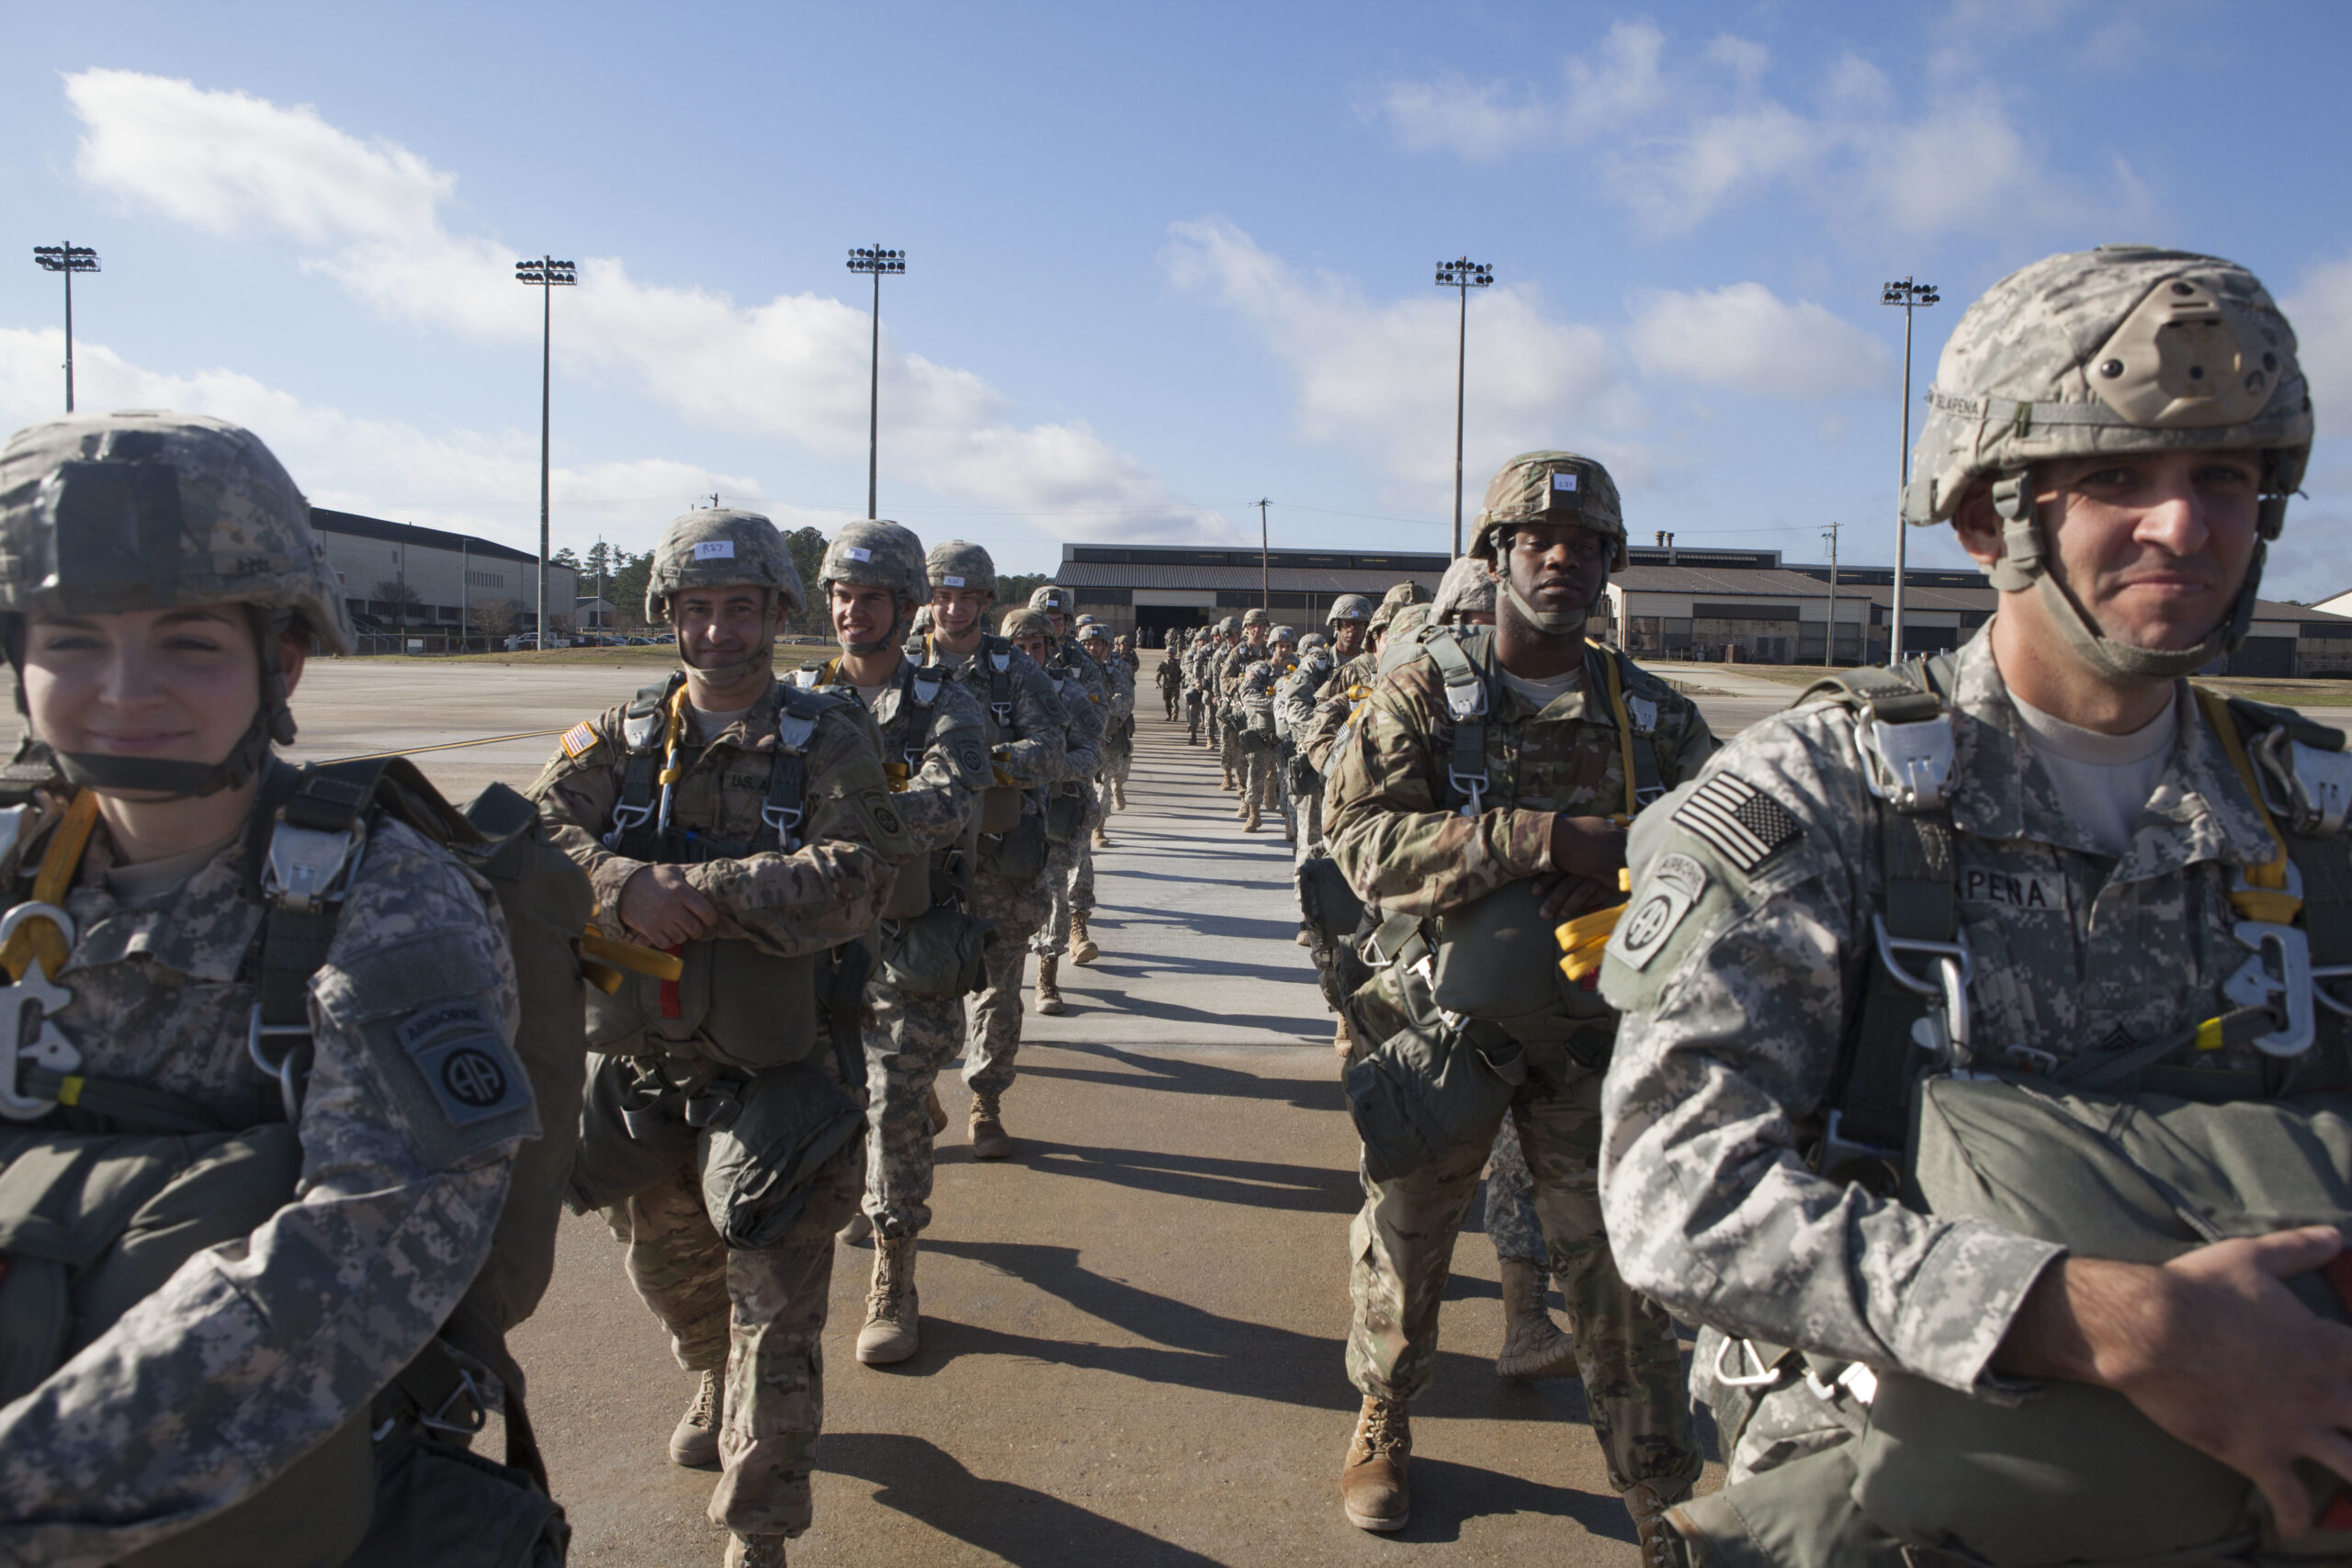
[1299,630,1329,651]
[1326,593,1374,624]
[1027,584,1071,615]
[1076,621,1109,644]
[1271,625,1298,644]
[820,518,929,602]
[1470,451,1628,570]
[647,508,805,621]
[1905,245,2313,676]
[1217,615,1240,636]
[1430,555,1498,621]
[1386,604,1432,643]
[1240,607,1271,627]
[1001,605,1054,640]
[0,410,354,654]
[925,539,998,601]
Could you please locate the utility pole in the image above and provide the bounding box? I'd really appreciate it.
[1256,499,1272,613]
[1882,276,1939,664]
[847,247,906,518]
[514,256,577,649]
[31,244,99,413]
[1434,257,1494,558]
[1821,521,1840,668]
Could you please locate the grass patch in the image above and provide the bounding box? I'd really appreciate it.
[349,637,844,668]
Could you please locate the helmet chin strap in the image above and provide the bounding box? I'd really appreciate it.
[1501,574,1593,637]
[1986,472,2255,683]
[36,607,288,800]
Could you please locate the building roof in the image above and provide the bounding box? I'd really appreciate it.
[311,508,541,567]
[1056,559,1445,594]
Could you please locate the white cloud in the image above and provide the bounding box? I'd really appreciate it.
[62,69,1227,543]
[1363,17,2145,239]
[2289,251,2352,420]
[1163,218,1641,504]
[1626,283,1888,399]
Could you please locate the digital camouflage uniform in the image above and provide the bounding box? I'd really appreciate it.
[797,651,989,1242]
[1030,639,1107,963]
[1157,642,1183,721]
[533,513,910,1542]
[1600,250,2335,1559]
[0,412,534,1566]
[1325,627,1717,1503]
[925,627,1067,1100]
[1277,646,1336,866]
[1087,631,1136,817]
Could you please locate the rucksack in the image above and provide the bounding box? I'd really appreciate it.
[0,755,591,1566]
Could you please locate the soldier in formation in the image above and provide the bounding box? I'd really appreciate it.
[918,542,1066,1160]
[1158,629,1185,720]
[1079,619,1134,840]
[0,412,564,1566]
[533,507,910,1566]
[1325,451,1718,1549]
[1022,588,1109,1012]
[1218,610,1274,787]
[1601,246,2352,1567]
[793,521,992,1367]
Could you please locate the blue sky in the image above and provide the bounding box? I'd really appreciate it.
[4,0,2349,599]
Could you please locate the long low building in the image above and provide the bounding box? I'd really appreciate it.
[311,510,578,638]
[1058,542,2352,675]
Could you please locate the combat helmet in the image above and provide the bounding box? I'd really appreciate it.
[646,507,802,684]
[1271,625,1298,646]
[1430,555,1498,623]
[0,410,353,797]
[1299,630,1329,652]
[1076,621,1110,646]
[1327,593,1374,625]
[1028,584,1072,619]
[1470,451,1626,633]
[820,519,929,654]
[1367,581,1430,636]
[1240,607,1271,629]
[1217,615,1240,637]
[1001,605,1054,641]
[926,539,998,601]
[1902,245,2313,679]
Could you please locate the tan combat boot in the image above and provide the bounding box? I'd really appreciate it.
[1241,811,1261,832]
[1340,1393,1411,1531]
[856,1235,921,1364]
[1495,1259,1580,1379]
[1623,1482,1686,1567]
[1331,1015,1353,1057]
[1034,953,1067,1015]
[669,1368,723,1468]
[725,1535,788,1568]
[1070,913,1100,965]
[969,1092,1012,1159]
[925,1085,949,1136]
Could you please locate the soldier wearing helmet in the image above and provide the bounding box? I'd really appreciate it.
[1182,619,1223,745]
[533,505,910,1564]
[912,542,1067,1161]
[1602,248,2349,1568]
[1014,593,1109,1010]
[792,522,991,1369]
[1216,608,1274,795]
[1156,628,1185,721]
[1323,453,1716,1543]
[1076,621,1136,835]
[0,413,551,1559]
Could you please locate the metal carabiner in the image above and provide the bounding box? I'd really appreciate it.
[1713,1336,1783,1390]
[1871,916,1973,1062]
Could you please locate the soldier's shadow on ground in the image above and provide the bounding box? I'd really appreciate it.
[1017,1137,1359,1213]
[820,1432,1227,1567]
[1013,1042,1347,1112]
[894,1238,1577,1425]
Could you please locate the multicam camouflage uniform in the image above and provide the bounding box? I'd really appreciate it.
[0,412,533,1565]
[1325,461,1716,1507]
[1157,638,1183,720]
[534,511,909,1542]
[1278,643,1337,865]
[1218,615,1272,783]
[1599,251,2334,1545]
[1238,658,1292,830]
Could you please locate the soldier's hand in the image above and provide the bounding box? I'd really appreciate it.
[1529,870,1613,922]
[1547,814,1626,883]
[1996,1225,2352,1536]
[617,863,719,949]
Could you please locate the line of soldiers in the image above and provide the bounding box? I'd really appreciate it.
[1266,243,2352,1568]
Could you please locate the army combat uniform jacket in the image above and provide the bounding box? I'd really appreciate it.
[1598,629,2352,1481]
[0,807,526,1565]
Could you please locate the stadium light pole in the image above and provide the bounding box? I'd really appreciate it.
[1882,276,1939,663]
[515,256,577,648]
[1256,499,1272,613]
[31,244,100,413]
[847,246,906,519]
[1435,257,1493,558]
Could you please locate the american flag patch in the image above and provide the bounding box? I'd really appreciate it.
[560,721,601,760]
[1673,773,1801,874]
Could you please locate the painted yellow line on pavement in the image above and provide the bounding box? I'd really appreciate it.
[327,728,568,763]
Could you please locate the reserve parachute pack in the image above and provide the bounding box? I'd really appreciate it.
[1341,629,1664,1182]
[1674,660,2352,1568]
[0,755,590,1568]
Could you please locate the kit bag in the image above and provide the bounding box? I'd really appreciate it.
[1043,784,1088,844]
[978,810,1047,880]
[877,905,999,999]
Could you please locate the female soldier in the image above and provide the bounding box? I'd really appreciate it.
[0,412,546,1566]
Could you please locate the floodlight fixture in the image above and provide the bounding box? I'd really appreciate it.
[847,246,908,517]
[1882,276,1940,662]
[1434,258,1495,557]
[31,243,100,412]
[517,255,579,646]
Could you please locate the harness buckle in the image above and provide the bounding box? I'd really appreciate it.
[262,821,366,917]
[1448,767,1489,819]
[604,799,654,848]
[420,1367,492,1437]
[2222,918,2317,1056]
[761,802,804,852]
[2254,729,2352,839]
[1871,916,1973,1063]
[246,1005,315,1124]
[1713,1335,1783,1390]
[0,901,79,1122]
[1856,714,1954,814]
